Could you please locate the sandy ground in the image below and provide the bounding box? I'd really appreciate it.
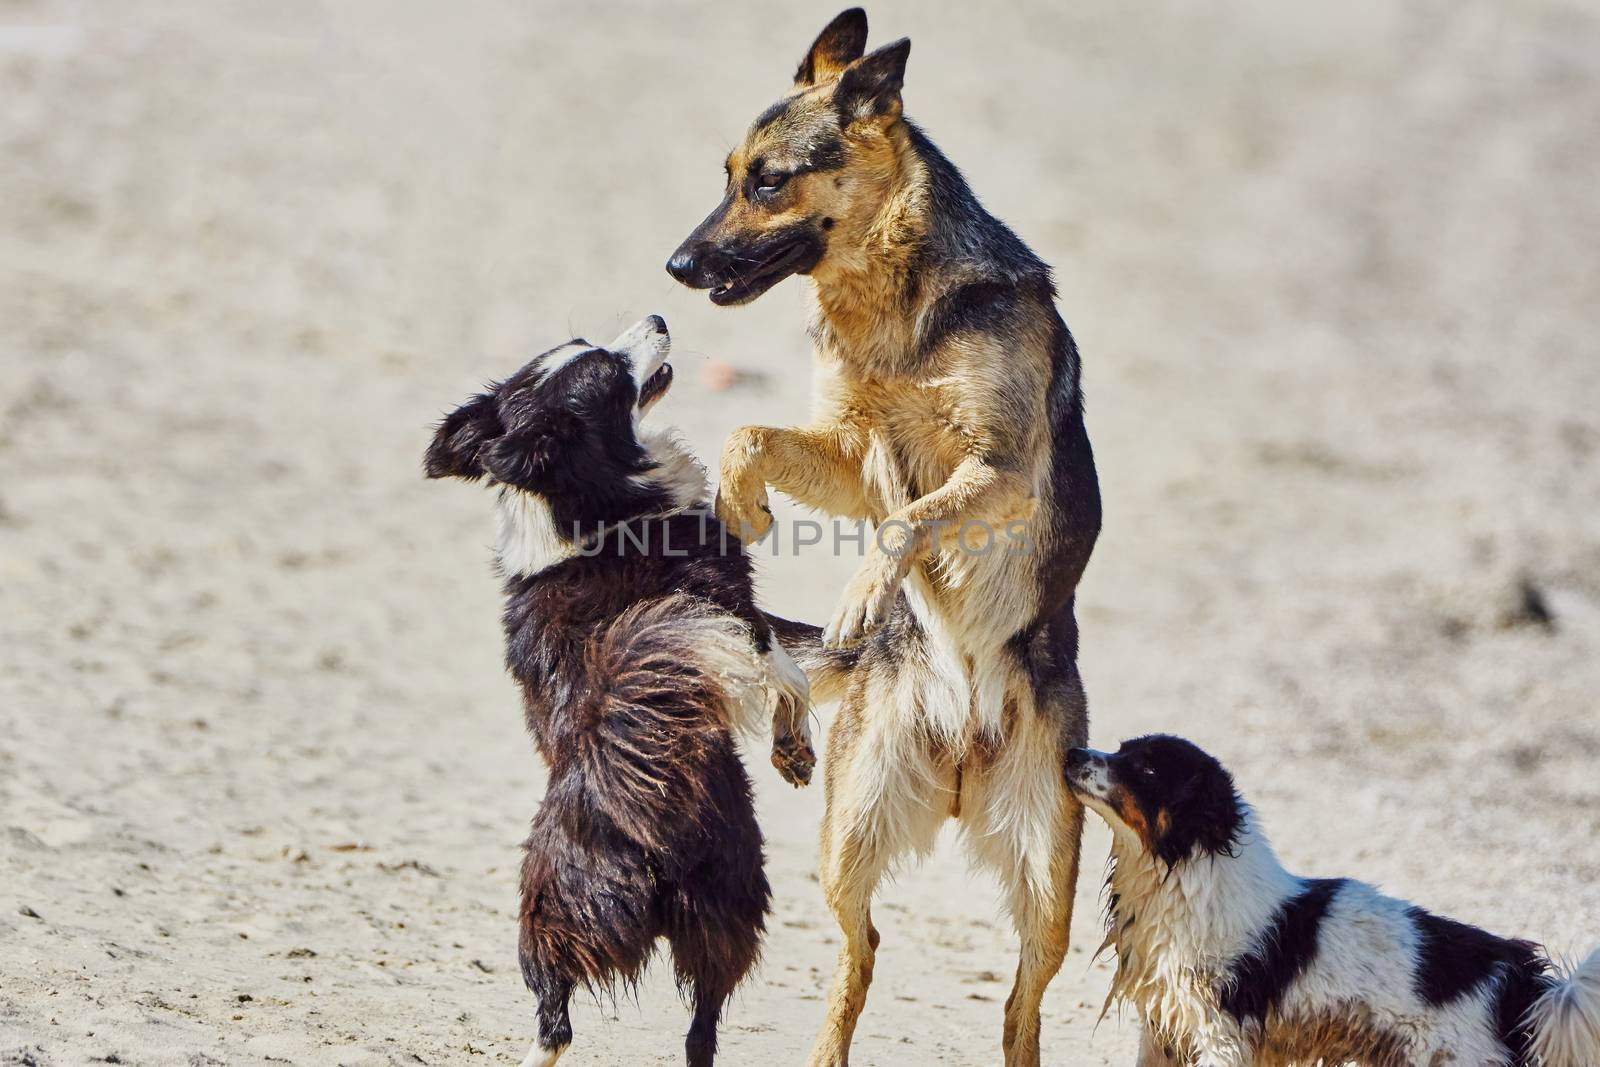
[3,2,1599,1064]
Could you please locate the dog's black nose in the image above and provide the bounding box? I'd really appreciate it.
[1064,748,1090,771]
[644,314,667,335]
[666,245,701,286]
[667,241,733,289]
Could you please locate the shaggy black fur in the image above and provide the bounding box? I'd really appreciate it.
[427,331,781,1067]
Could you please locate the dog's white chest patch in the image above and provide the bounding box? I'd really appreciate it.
[495,488,577,578]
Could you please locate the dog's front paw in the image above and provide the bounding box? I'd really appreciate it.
[716,484,773,542]
[717,428,774,541]
[765,643,814,787]
[771,720,815,788]
[823,552,904,648]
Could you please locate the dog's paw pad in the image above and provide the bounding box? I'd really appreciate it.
[771,733,815,788]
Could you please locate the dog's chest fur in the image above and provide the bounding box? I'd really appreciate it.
[1104,831,1292,1062]
[840,376,971,512]
[832,364,1045,627]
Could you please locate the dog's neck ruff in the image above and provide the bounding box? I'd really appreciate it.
[494,429,709,579]
[1101,806,1298,1040]
[494,487,579,579]
[631,426,708,512]
[805,134,934,376]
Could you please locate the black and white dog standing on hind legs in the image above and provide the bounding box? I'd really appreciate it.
[1064,735,1600,1067]
[425,315,816,1067]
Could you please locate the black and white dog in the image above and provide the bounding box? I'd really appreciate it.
[426,316,813,1067]
[1065,736,1600,1067]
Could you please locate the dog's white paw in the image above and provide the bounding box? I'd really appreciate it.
[518,1041,567,1067]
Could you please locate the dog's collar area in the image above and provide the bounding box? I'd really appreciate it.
[494,487,580,579]
[494,489,720,582]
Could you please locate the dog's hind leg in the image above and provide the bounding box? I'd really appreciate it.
[669,922,743,1067]
[808,848,884,1067]
[672,925,754,1067]
[516,828,657,1067]
[666,796,770,1064]
[516,973,572,1067]
[808,682,950,1067]
[1000,827,1079,1067]
[516,902,575,1067]
[682,980,732,1067]
[962,686,1086,1067]
[516,868,576,1067]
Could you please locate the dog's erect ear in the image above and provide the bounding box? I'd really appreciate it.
[834,38,910,125]
[796,8,869,87]
[483,410,580,488]
[425,390,502,481]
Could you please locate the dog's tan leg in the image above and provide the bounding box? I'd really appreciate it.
[718,424,871,537]
[808,680,948,1067]
[961,697,1085,1067]
[999,801,1081,1067]
[809,829,882,1067]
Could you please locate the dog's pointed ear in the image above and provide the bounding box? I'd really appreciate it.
[796,8,869,87]
[425,390,502,481]
[483,410,579,488]
[834,38,910,126]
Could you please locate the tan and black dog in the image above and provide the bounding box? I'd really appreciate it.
[668,10,1101,1066]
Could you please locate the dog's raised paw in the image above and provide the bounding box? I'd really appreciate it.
[771,729,816,788]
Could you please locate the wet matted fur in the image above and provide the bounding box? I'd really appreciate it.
[668,11,1101,1065]
[426,316,813,1067]
[1065,736,1600,1067]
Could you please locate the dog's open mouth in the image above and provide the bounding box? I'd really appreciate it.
[637,362,674,410]
[709,240,820,306]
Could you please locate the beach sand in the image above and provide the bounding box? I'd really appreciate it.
[3,2,1598,1063]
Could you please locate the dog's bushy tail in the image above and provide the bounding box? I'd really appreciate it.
[1528,947,1600,1067]
[763,612,858,705]
[574,596,766,852]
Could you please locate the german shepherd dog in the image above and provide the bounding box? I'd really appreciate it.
[425,316,814,1067]
[667,11,1101,1065]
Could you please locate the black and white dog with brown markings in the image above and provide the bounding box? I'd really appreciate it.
[1064,736,1600,1067]
[426,315,813,1067]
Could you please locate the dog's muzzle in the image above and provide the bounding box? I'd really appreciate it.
[666,229,824,307]
[1064,747,1115,801]
[606,315,673,413]
[665,243,713,288]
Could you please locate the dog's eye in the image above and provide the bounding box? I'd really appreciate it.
[1140,764,1158,778]
[756,172,789,193]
